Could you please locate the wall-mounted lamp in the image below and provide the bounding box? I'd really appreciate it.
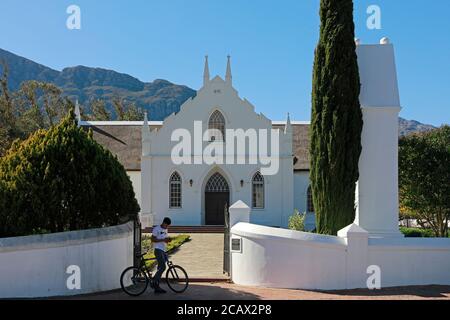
[240,180,244,187]
[190,179,193,187]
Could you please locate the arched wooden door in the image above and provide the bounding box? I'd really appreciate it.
[205,173,230,225]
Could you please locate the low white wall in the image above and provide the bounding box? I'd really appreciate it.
[0,222,134,298]
[231,223,450,290]
[231,223,347,290]
[368,238,450,288]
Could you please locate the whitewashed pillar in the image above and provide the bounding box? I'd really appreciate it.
[140,113,154,228]
[229,200,250,227]
[354,39,403,238]
[338,224,369,289]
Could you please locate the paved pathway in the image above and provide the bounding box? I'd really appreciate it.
[168,233,228,280]
[68,283,450,300]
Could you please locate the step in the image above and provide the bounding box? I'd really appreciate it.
[143,225,226,234]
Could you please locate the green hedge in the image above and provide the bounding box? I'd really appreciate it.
[0,111,140,237]
[400,227,435,238]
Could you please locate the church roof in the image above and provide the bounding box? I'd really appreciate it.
[82,122,310,171]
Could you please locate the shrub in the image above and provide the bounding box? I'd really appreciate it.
[0,110,140,237]
[400,227,435,238]
[288,210,306,232]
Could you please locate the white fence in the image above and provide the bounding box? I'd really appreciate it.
[229,202,450,290]
[0,222,134,298]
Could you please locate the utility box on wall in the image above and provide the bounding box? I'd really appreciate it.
[231,237,242,253]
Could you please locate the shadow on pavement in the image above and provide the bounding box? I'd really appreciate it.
[321,285,450,299]
[62,283,261,300]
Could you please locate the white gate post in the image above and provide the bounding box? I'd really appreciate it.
[338,224,369,289]
[229,200,250,227]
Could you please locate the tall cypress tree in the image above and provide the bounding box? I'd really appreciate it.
[310,0,363,235]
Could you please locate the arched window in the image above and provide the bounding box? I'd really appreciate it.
[252,172,264,209]
[208,110,225,142]
[307,185,314,213]
[169,172,182,208]
[205,172,229,193]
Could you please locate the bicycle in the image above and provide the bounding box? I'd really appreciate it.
[120,251,189,296]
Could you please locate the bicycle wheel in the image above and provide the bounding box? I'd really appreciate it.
[166,265,189,293]
[120,266,149,296]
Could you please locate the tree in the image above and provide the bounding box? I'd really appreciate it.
[122,102,144,121]
[399,126,450,237]
[112,95,144,121]
[112,95,125,120]
[90,99,111,121]
[0,110,140,237]
[0,62,21,155]
[14,80,70,135]
[0,62,73,155]
[310,0,363,235]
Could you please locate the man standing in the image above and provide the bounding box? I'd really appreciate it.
[151,217,172,294]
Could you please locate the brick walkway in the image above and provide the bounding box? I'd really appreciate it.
[168,233,229,280]
[68,283,450,300]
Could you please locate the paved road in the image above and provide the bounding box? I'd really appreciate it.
[169,233,228,280]
[68,283,450,300]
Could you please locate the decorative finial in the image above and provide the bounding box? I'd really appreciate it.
[226,55,232,85]
[203,55,210,87]
[75,99,81,126]
[285,112,292,134]
[143,111,149,126]
[380,37,390,45]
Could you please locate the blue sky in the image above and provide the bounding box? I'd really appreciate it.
[0,0,449,126]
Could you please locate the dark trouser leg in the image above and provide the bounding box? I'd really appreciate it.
[153,249,166,286]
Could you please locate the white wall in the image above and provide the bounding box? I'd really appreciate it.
[231,223,347,290]
[368,238,450,287]
[231,223,450,290]
[0,223,133,298]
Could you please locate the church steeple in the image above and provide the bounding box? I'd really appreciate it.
[285,112,292,134]
[225,55,232,85]
[75,99,81,126]
[203,55,210,87]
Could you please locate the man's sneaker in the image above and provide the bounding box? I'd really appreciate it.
[154,287,167,294]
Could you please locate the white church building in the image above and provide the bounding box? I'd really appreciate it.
[81,56,315,229]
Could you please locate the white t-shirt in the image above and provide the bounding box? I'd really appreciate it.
[152,225,168,251]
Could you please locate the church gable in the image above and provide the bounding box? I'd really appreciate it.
[147,56,276,156]
[81,57,310,171]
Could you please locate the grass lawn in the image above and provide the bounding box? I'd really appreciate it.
[141,234,191,269]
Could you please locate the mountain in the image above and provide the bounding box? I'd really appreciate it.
[0,48,438,132]
[0,48,196,120]
[399,118,436,136]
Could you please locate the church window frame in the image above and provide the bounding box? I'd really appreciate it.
[208,110,226,142]
[252,172,265,209]
[169,171,182,209]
